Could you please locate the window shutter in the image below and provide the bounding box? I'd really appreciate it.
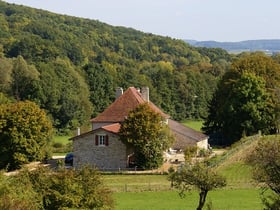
[95,135,98,145]
[105,135,109,146]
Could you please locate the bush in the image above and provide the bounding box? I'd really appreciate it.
[0,166,114,210]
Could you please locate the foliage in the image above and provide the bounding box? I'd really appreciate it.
[119,103,174,169]
[0,100,53,171]
[35,58,93,131]
[184,145,198,161]
[0,1,232,131]
[0,166,114,210]
[0,171,42,210]
[170,162,226,210]
[203,53,280,145]
[246,136,280,209]
[11,55,40,101]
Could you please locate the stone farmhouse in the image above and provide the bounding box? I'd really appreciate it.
[70,87,208,170]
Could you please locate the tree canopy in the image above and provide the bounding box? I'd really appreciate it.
[119,103,174,169]
[0,100,53,170]
[170,162,226,210]
[203,53,280,145]
[0,1,232,132]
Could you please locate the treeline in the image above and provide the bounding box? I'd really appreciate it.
[0,1,232,133]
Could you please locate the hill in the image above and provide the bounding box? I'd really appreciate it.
[186,39,280,54]
[0,1,232,131]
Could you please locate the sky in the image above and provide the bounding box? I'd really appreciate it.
[3,0,280,42]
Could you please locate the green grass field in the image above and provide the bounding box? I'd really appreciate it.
[104,162,261,210]
[104,135,264,210]
[181,120,204,131]
[53,135,72,145]
[52,136,72,156]
[114,189,262,210]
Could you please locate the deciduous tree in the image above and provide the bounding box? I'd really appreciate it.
[119,103,174,169]
[0,100,53,170]
[170,162,226,210]
[203,53,280,145]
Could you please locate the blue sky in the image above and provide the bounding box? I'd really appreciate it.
[4,0,280,42]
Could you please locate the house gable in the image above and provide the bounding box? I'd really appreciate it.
[72,124,127,170]
[91,87,169,124]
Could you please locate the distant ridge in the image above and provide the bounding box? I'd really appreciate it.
[185,39,280,54]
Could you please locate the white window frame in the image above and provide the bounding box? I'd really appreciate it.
[98,135,106,146]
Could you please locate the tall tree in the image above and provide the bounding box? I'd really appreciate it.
[11,55,40,100]
[0,100,53,170]
[0,57,12,94]
[203,53,280,145]
[36,58,93,131]
[119,103,174,169]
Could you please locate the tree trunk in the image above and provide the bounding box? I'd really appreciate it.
[197,190,208,210]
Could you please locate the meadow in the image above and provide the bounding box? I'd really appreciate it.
[113,189,262,210]
[103,169,262,210]
[181,120,204,131]
[102,135,264,210]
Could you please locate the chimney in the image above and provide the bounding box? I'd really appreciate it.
[141,86,149,102]
[115,87,123,99]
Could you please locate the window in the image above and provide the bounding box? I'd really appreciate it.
[95,134,109,146]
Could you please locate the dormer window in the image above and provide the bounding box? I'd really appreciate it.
[95,134,109,146]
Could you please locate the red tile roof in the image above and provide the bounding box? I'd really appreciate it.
[102,123,121,134]
[91,87,169,123]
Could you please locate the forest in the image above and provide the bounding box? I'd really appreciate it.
[0,1,279,145]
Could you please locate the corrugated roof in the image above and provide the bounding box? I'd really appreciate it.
[91,87,169,123]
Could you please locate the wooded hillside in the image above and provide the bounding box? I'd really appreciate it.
[0,1,232,132]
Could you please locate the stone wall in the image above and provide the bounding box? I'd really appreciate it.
[73,130,127,170]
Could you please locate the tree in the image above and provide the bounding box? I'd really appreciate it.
[11,55,40,101]
[170,162,226,210]
[246,136,280,209]
[35,58,93,131]
[0,57,13,95]
[0,100,53,171]
[119,103,174,169]
[203,53,280,145]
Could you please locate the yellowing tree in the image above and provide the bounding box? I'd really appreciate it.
[0,100,53,171]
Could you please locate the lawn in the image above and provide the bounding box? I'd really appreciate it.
[114,189,262,210]
[53,135,72,145]
[181,120,204,131]
[52,136,72,156]
[105,138,262,210]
